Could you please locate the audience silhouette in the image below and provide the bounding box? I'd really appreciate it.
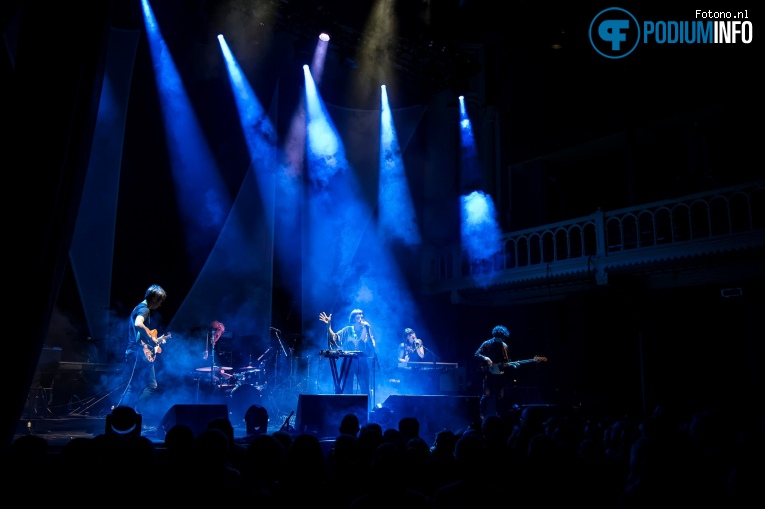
[9,400,763,508]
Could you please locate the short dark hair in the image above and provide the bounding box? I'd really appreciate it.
[492,325,510,339]
[403,328,414,340]
[145,284,166,303]
[349,309,363,323]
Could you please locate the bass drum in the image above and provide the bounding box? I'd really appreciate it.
[228,383,267,427]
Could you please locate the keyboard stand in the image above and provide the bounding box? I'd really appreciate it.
[329,357,354,394]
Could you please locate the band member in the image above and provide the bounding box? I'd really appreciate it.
[203,320,225,361]
[398,328,425,363]
[203,320,233,385]
[474,324,514,419]
[319,308,376,396]
[119,284,169,429]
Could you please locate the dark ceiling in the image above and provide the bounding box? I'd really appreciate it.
[106,0,759,169]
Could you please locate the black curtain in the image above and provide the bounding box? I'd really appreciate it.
[2,1,113,452]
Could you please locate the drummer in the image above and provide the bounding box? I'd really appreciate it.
[203,320,226,362]
[200,320,235,385]
[215,368,235,385]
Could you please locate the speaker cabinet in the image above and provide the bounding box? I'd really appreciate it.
[295,394,368,439]
[159,404,228,438]
[382,395,480,439]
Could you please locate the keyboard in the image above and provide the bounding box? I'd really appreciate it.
[319,350,365,358]
[52,361,123,373]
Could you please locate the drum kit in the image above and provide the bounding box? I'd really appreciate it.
[190,323,306,427]
[194,362,268,425]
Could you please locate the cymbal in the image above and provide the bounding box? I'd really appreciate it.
[195,366,233,372]
[235,365,261,372]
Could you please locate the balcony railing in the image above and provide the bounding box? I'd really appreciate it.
[424,180,765,295]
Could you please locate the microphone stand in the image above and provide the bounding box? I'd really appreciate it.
[274,329,288,357]
[272,328,288,391]
[423,345,441,362]
[367,325,378,413]
[371,350,379,412]
[209,332,216,388]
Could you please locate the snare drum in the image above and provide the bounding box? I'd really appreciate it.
[229,383,267,425]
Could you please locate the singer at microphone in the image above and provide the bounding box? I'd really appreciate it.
[399,327,426,362]
[318,308,375,396]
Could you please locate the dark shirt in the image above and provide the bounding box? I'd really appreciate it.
[475,338,509,365]
[126,302,151,355]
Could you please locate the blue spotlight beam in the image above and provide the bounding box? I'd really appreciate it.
[302,68,425,381]
[218,34,277,222]
[141,0,231,272]
[304,65,360,309]
[458,96,501,275]
[378,85,421,245]
[164,33,280,342]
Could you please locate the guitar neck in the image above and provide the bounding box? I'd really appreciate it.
[508,356,547,366]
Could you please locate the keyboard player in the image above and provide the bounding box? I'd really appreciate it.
[319,308,377,396]
[398,328,425,364]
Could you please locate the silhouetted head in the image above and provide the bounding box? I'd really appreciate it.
[207,417,235,442]
[339,413,361,436]
[106,406,142,438]
[398,416,420,441]
[245,404,269,434]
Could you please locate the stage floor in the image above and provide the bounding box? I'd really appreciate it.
[14,413,283,449]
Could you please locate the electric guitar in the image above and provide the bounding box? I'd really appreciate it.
[141,329,171,362]
[480,356,547,375]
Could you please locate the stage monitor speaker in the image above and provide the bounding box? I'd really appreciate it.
[159,404,228,439]
[295,394,368,439]
[382,395,480,439]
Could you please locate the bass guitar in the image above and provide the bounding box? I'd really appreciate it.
[480,356,547,375]
[142,329,171,362]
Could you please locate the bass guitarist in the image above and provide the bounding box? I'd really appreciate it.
[474,325,546,419]
[117,284,168,431]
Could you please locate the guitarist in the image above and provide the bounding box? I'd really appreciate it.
[474,324,514,419]
[118,284,168,429]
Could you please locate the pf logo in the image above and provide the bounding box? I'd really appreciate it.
[589,7,641,58]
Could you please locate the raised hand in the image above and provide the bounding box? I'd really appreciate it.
[319,311,332,324]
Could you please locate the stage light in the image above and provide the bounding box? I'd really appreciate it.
[319,32,330,42]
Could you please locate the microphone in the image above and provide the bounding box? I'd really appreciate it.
[361,321,370,327]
